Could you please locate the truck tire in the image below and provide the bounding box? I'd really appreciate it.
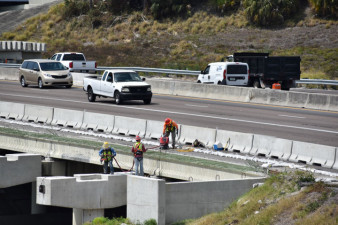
[144,99,151,104]
[253,80,261,88]
[114,91,123,105]
[87,87,96,102]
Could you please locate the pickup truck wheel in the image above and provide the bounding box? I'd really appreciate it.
[87,87,96,102]
[143,99,151,104]
[114,91,123,105]
[253,80,261,88]
[38,78,44,89]
[20,76,28,87]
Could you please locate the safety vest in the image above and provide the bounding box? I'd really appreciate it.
[133,142,143,156]
[101,149,113,161]
[165,121,175,132]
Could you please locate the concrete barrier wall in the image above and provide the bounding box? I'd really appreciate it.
[127,175,166,225]
[23,104,53,124]
[289,141,336,168]
[333,148,338,170]
[251,135,292,160]
[0,101,25,120]
[0,67,19,80]
[145,120,164,139]
[51,108,84,129]
[113,116,147,137]
[37,173,128,209]
[81,111,114,132]
[165,178,265,224]
[0,153,41,188]
[179,124,216,147]
[215,130,253,153]
[0,101,337,170]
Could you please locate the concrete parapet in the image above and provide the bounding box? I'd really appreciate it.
[145,119,163,140]
[165,178,265,224]
[305,93,330,110]
[0,67,19,80]
[127,175,166,225]
[289,141,336,168]
[147,79,175,95]
[23,104,53,124]
[36,173,128,209]
[0,101,25,120]
[113,116,146,137]
[286,91,308,108]
[178,124,215,147]
[215,130,253,153]
[251,135,292,160]
[51,107,84,129]
[332,148,338,170]
[0,153,41,188]
[81,111,115,132]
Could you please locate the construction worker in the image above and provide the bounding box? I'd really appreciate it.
[99,142,116,174]
[131,136,147,176]
[163,118,179,149]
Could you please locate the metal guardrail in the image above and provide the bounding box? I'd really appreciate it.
[1,63,337,86]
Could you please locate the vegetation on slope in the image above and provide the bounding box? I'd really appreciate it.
[0,0,337,80]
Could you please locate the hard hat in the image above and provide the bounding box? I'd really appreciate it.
[135,136,141,141]
[165,118,171,124]
[102,142,109,149]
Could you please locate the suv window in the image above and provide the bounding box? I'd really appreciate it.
[21,61,29,69]
[63,54,85,61]
[227,65,247,74]
[40,62,66,71]
[56,54,62,61]
[50,55,57,60]
[26,61,35,70]
[32,62,40,71]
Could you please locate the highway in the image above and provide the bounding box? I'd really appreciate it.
[0,80,337,147]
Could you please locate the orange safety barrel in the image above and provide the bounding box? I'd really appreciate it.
[272,83,281,90]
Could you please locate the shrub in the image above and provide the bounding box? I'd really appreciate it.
[243,0,300,26]
[63,0,90,19]
[214,0,241,13]
[150,0,192,19]
[308,0,338,19]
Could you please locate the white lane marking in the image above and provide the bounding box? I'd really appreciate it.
[279,114,305,119]
[1,93,338,134]
[185,104,208,108]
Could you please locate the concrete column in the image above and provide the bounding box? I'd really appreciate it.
[127,176,166,225]
[72,208,104,225]
[31,181,47,214]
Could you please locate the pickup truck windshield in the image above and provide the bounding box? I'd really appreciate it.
[114,72,142,82]
[63,54,85,61]
[40,62,67,71]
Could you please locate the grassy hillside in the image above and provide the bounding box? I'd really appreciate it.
[1,1,337,80]
[82,171,338,225]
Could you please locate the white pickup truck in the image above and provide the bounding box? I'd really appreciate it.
[83,70,152,104]
[50,52,97,73]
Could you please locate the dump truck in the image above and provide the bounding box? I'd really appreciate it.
[227,52,301,90]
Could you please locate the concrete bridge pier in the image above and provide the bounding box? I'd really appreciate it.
[73,208,104,225]
[36,173,129,225]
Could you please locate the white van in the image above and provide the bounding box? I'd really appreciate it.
[197,62,249,86]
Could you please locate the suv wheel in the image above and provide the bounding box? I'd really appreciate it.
[143,99,151,104]
[38,78,44,89]
[20,76,28,87]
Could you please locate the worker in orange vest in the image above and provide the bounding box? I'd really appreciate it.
[163,118,179,149]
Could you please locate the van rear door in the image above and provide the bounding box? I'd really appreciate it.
[225,64,248,86]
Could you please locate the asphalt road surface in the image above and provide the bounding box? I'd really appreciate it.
[0,80,337,147]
